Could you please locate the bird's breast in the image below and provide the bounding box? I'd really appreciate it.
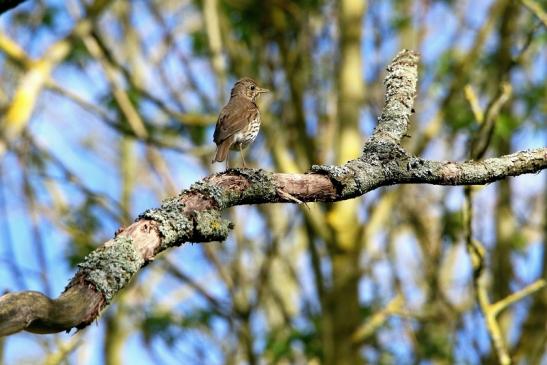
[231,114,261,150]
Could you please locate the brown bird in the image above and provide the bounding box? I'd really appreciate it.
[212,77,269,167]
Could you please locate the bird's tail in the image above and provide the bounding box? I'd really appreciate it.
[212,139,232,163]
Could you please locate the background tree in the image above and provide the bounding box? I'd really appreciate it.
[0,1,545,364]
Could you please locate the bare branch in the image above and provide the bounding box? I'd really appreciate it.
[491,279,547,316]
[520,0,547,27]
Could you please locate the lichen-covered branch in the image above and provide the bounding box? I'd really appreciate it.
[0,50,545,337]
[368,50,418,145]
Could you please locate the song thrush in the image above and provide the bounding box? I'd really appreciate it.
[212,77,269,167]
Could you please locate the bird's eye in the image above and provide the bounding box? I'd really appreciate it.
[250,85,255,90]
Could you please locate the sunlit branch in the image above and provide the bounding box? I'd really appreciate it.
[520,0,547,27]
[462,77,545,365]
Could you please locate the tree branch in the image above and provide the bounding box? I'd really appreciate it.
[0,50,545,337]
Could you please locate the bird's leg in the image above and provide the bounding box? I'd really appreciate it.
[239,145,247,168]
[226,152,230,170]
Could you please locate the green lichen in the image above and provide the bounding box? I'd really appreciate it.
[194,210,233,241]
[232,168,277,203]
[190,168,277,207]
[78,236,143,303]
[139,197,194,249]
[363,140,406,161]
[140,193,233,246]
[188,181,227,208]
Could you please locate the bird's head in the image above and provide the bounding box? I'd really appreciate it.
[231,77,269,102]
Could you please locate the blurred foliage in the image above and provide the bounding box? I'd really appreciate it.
[0,0,545,364]
[142,311,178,346]
[64,197,105,267]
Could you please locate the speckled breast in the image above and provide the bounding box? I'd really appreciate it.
[231,112,261,150]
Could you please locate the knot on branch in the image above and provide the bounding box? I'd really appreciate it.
[404,156,433,180]
[74,236,143,303]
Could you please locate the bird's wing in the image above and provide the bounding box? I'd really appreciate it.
[213,96,258,144]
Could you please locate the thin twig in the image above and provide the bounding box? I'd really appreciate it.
[491,279,547,316]
[352,294,405,345]
[520,0,547,27]
[465,186,511,365]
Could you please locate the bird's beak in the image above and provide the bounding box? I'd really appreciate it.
[257,87,269,94]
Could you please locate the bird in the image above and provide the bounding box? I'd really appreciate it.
[212,77,269,168]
